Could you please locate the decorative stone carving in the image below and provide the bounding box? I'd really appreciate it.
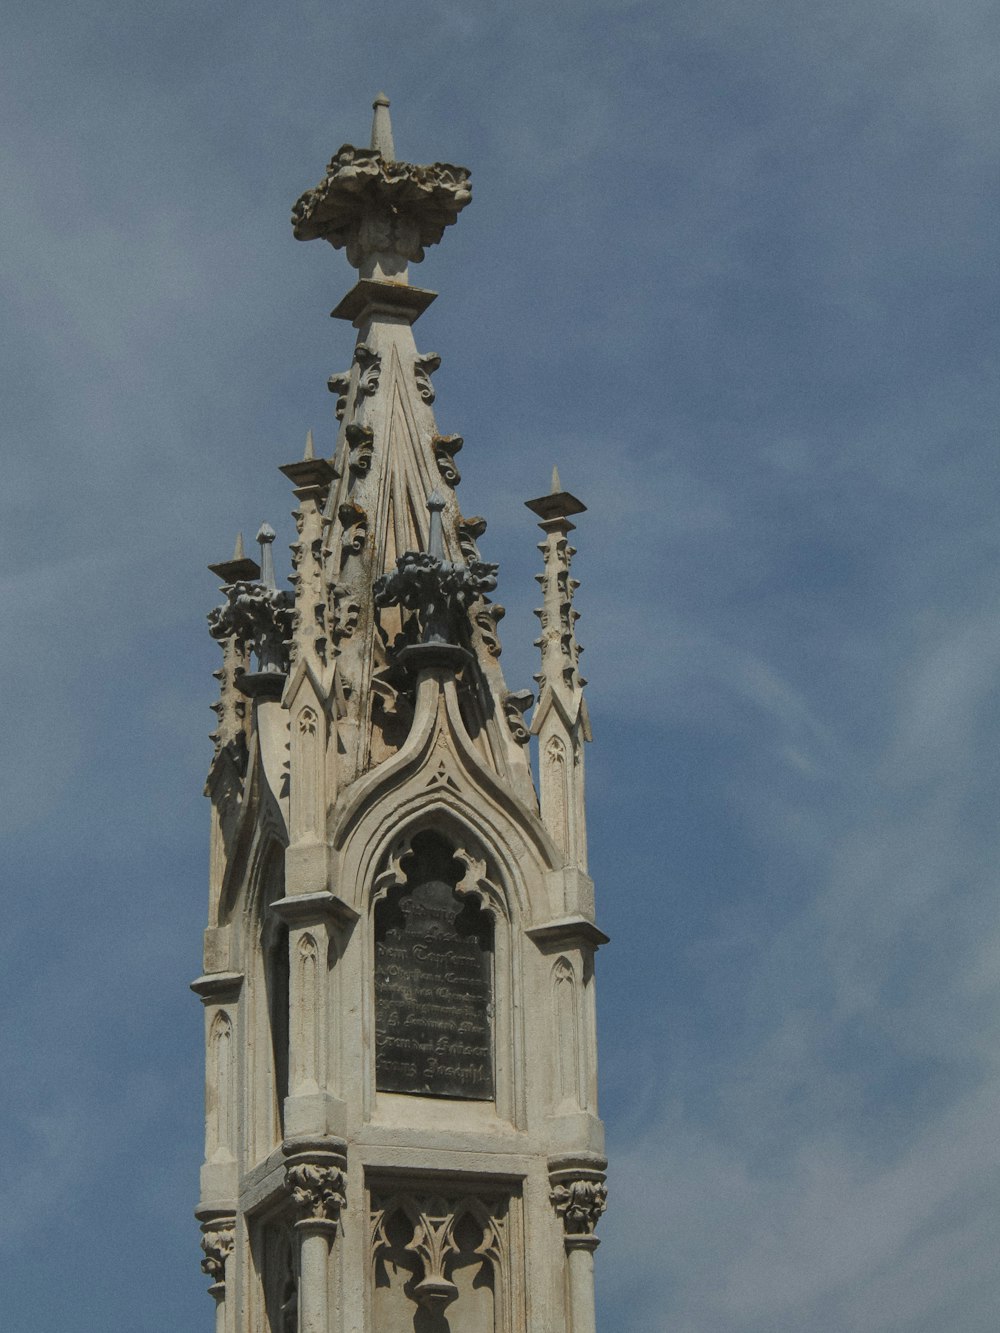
[338,502,368,560]
[327,370,351,421]
[432,432,463,487]
[330,581,361,643]
[549,1178,607,1237]
[353,343,381,396]
[375,549,497,649]
[287,1163,346,1232]
[291,145,472,267]
[200,1224,235,1285]
[208,581,293,682]
[503,690,533,745]
[370,1191,507,1319]
[413,351,441,403]
[474,601,505,657]
[346,421,375,476]
[456,514,487,563]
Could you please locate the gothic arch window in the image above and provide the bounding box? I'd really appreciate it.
[373,830,495,1101]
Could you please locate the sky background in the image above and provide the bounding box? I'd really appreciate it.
[1,1,998,1329]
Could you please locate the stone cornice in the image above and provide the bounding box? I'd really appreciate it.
[331,278,437,325]
[526,916,610,950]
[270,890,360,928]
[190,970,244,1003]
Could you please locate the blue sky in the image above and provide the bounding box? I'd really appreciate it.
[1,2,998,1329]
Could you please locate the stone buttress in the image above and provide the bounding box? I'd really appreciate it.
[194,96,608,1333]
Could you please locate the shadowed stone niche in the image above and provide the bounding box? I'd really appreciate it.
[374,832,494,1100]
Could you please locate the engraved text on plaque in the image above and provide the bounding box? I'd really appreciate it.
[375,862,494,1100]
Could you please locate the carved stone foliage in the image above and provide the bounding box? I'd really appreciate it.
[502,691,533,745]
[549,1177,607,1237]
[327,370,351,421]
[209,582,293,679]
[200,1225,235,1285]
[474,601,505,657]
[346,421,375,477]
[330,581,361,644]
[432,433,463,487]
[338,502,369,561]
[371,1190,507,1319]
[413,352,441,403]
[291,145,472,265]
[353,343,381,396]
[287,1163,346,1231]
[374,549,497,649]
[456,514,487,563]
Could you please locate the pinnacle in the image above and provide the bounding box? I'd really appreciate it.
[257,522,277,589]
[233,531,246,560]
[551,465,561,493]
[371,92,395,161]
[304,428,315,460]
[426,489,446,561]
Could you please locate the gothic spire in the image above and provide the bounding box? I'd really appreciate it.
[284,98,533,800]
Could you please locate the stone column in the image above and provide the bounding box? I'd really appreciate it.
[199,1215,235,1333]
[285,1148,347,1333]
[549,1157,607,1333]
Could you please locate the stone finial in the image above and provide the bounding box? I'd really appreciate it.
[373,492,497,652]
[303,428,315,460]
[257,522,277,590]
[371,92,395,161]
[291,99,472,279]
[426,488,446,561]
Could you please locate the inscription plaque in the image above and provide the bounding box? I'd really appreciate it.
[375,872,494,1100]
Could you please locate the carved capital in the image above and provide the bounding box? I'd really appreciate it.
[200,1222,235,1291]
[549,1164,607,1241]
[287,1162,346,1234]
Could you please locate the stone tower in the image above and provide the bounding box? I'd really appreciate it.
[193,97,608,1333]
